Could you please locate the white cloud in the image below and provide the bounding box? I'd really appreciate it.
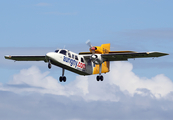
[106,62,173,98]
[1,62,173,119]
[7,66,66,95]
[2,61,173,101]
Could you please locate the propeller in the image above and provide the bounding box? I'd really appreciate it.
[86,39,92,48]
[86,40,97,54]
[86,40,98,65]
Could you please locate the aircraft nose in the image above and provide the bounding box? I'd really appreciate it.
[46,52,55,59]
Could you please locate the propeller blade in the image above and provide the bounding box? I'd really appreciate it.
[86,40,92,48]
[86,40,96,64]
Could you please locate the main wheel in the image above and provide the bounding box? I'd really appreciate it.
[100,75,103,81]
[96,76,100,81]
[59,76,66,82]
[96,75,104,81]
[63,76,66,82]
[59,76,63,82]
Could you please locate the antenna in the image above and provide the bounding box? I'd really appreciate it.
[63,45,66,49]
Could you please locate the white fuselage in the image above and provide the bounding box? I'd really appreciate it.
[45,49,93,75]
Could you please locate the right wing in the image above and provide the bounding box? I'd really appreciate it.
[101,52,169,61]
[5,55,46,61]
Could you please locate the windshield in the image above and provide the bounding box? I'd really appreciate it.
[59,50,67,55]
[55,50,59,53]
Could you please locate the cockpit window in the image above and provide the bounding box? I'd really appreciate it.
[59,50,67,55]
[55,50,59,53]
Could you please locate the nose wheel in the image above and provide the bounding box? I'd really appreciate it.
[48,60,51,69]
[48,63,51,69]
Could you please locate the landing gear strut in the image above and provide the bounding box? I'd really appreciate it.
[59,68,66,82]
[96,63,104,81]
[48,60,51,69]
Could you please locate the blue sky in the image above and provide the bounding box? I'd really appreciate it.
[0,0,173,119]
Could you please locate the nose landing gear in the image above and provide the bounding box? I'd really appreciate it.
[48,63,51,69]
[48,60,51,69]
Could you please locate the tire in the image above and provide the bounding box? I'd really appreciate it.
[100,75,103,81]
[63,76,66,82]
[48,63,51,69]
[59,77,62,82]
[96,76,100,81]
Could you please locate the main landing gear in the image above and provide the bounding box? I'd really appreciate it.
[59,76,66,82]
[96,63,104,81]
[48,61,66,82]
[96,75,103,81]
[59,68,66,82]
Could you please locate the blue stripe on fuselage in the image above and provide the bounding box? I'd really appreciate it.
[63,56,78,68]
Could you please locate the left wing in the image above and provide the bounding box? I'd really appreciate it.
[101,52,169,61]
[5,55,46,61]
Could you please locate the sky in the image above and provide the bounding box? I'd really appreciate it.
[0,0,173,119]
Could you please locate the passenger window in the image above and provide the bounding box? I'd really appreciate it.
[75,55,78,60]
[81,58,84,63]
[68,53,71,58]
[59,50,67,55]
[72,54,74,59]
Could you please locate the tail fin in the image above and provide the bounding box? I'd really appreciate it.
[101,43,110,53]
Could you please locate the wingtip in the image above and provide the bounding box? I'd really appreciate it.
[160,52,169,57]
[161,52,169,56]
[4,55,11,59]
[147,52,169,57]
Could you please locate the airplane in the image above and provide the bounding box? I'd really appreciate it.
[4,40,169,82]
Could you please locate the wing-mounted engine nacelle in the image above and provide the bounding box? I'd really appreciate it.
[91,54,103,64]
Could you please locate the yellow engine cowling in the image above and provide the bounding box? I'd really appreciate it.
[92,61,110,74]
[90,43,110,74]
[89,43,110,54]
